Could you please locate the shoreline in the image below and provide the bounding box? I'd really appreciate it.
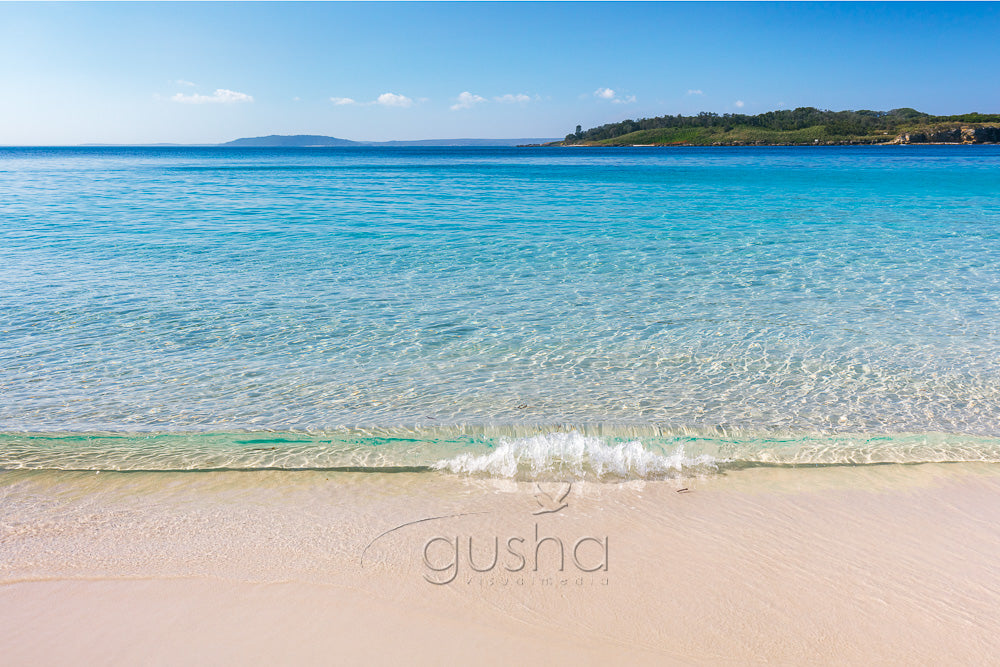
[3,463,1000,664]
[528,141,1000,148]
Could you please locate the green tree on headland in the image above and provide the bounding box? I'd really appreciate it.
[557,108,1000,146]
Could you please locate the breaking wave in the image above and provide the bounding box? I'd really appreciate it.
[2,427,1000,481]
[432,431,721,480]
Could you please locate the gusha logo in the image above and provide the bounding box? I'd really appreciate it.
[420,482,609,586]
[532,481,570,514]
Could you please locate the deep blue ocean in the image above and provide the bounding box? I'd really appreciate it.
[2,145,1000,478]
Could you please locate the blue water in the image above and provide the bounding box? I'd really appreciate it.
[2,146,1000,476]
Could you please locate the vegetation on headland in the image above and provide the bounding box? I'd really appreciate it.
[551,108,1000,146]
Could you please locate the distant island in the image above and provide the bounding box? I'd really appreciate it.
[550,108,1000,146]
[221,135,559,148]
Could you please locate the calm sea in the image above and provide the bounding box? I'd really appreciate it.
[2,145,1000,479]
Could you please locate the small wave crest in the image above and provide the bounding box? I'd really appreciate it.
[3,429,1000,480]
[432,431,722,481]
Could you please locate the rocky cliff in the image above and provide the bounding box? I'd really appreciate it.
[893,125,1000,144]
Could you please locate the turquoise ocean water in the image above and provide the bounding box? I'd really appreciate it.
[2,146,1000,479]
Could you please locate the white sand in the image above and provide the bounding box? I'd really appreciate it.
[2,463,1000,664]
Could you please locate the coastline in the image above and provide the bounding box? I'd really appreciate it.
[529,141,1000,148]
[4,463,1000,664]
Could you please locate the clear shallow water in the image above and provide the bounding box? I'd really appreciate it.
[2,146,1000,478]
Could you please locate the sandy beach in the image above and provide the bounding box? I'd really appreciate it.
[3,463,999,665]
[5,3,1000,664]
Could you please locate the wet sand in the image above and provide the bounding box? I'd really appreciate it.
[2,463,1000,664]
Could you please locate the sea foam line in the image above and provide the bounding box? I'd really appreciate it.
[432,431,722,480]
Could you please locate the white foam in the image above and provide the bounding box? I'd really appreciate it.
[432,431,721,480]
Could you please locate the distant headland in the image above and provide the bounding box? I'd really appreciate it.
[220,135,559,148]
[547,108,1000,146]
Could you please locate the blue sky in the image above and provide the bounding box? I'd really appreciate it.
[1,2,998,144]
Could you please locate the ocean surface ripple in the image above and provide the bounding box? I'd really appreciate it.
[2,146,1000,474]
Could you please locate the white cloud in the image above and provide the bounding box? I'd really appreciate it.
[687,89,703,96]
[376,92,413,108]
[171,88,253,104]
[734,100,745,108]
[175,79,197,87]
[594,87,635,104]
[450,91,487,111]
[494,93,532,104]
[328,93,419,108]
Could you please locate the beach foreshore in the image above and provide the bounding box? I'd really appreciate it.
[3,463,1000,665]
